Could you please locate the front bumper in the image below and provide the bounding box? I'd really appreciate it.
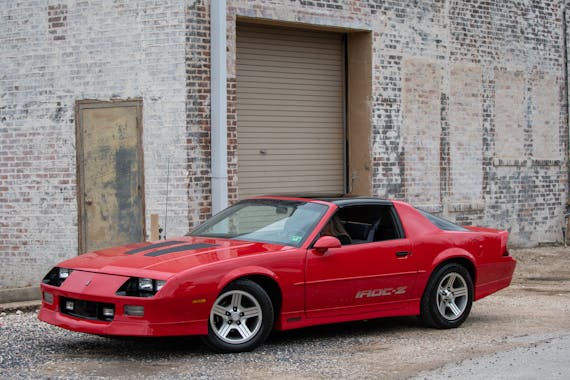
[38,270,208,337]
[38,306,206,336]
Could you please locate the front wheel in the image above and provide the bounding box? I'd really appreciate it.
[201,279,274,353]
[420,263,473,329]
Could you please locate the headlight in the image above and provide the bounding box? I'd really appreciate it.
[138,278,154,292]
[42,267,74,287]
[59,268,72,279]
[116,277,167,297]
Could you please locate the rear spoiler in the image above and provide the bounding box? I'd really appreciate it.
[499,230,510,256]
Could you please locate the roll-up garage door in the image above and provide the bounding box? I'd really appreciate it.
[236,24,345,199]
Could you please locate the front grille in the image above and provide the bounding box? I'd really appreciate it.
[60,297,115,322]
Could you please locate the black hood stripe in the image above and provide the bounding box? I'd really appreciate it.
[144,243,218,257]
[125,241,185,255]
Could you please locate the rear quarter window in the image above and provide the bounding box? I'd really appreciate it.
[417,209,469,232]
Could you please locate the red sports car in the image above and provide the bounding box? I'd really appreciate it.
[39,196,516,352]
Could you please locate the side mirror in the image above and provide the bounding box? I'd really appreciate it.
[313,236,341,254]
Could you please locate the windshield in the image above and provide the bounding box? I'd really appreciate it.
[189,199,329,247]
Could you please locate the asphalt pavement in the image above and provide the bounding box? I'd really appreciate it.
[411,333,570,379]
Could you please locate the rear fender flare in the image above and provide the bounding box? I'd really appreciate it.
[429,248,477,283]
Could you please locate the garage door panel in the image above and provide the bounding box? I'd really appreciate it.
[237,87,343,97]
[241,185,342,196]
[238,57,342,70]
[239,173,343,180]
[238,120,342,128]
[237,24,345,199]
[238,77,343,88]
[238,32,342,47]
[239,142,344,150]
[238,136,343,144]
[239,129,344,135]
[236,92,342,102]
[237,99,342,108]
[238,65,343,78]
[238,44,341,58]
[237,110,343,117]
[238,164,342,172]
[238,37,342,54]
[237,101,343,109]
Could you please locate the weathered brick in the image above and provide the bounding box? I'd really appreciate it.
[1,0,569,292]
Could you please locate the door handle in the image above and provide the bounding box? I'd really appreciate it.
[395,251,410,257]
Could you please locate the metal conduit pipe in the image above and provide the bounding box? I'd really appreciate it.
[210,0,228,214]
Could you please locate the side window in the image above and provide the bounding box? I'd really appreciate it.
[372,207,404,242]
[319,214,353,245]
[336,205,404,244]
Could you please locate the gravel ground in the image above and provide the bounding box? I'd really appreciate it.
[1,247,569,379]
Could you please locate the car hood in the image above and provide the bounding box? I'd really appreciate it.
[59,237,291,278]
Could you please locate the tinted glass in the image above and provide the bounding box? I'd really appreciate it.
[417,209,469,232]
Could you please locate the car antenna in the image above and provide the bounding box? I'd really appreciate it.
[163,156,170,240]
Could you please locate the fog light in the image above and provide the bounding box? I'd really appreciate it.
[65,300,74,310]
[43,292,54,305]
[102,307,115,318]
[124,305,145,316]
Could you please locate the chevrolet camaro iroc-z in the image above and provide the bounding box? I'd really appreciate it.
[39,196,516,352]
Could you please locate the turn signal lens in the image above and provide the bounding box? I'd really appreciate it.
[43,292,54,305]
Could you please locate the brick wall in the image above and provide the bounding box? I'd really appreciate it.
[1,0,568,292]
[0,0,189,290]
[225,0,568,246]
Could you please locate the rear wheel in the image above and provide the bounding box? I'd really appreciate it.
[202,279,274,353]
[420,263,473,329]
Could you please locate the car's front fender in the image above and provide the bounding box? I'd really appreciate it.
[217,265,280,292]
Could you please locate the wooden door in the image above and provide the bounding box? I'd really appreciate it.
[76,100,145,253]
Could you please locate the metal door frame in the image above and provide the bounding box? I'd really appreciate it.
[75,99,145,254]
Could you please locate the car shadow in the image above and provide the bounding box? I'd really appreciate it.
[265,316,423,346]
[50,316,424,358]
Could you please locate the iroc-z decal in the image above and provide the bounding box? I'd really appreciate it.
[355,286,407,299]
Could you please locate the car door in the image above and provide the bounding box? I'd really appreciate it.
[304,217,417,319]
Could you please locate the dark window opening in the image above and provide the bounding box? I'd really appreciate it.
[320,204,404,245]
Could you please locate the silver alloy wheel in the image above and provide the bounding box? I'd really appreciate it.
[210,290,263,344]
[436,272,469,321]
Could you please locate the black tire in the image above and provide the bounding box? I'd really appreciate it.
[201,279,274,353]
[420,263,473,329]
